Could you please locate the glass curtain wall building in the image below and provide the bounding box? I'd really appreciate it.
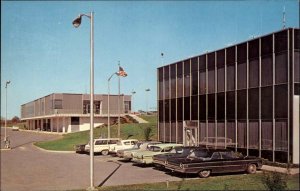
[157,28,299,164]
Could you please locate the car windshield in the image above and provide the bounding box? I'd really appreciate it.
[133,142,142,149]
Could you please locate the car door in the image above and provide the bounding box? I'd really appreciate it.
[220,151,245,173]
[208,152,224,173]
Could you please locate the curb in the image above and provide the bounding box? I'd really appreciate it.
[0,148,12,151]
[33,143,75,154]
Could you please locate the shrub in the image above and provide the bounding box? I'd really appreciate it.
[261,171,288,191]
[143,126,152,141]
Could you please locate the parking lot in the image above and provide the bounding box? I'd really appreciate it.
[0,128,183,191]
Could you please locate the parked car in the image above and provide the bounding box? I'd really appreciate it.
[12,126,19,131]
[165,149,262,178]
[132,143,183,164]
[110,139,139,154]
[74,143,88,154]
[85,138,120,155]
[152,146,203,168]
[117,141,161,161]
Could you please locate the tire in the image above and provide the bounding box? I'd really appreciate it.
[198,170,211,178]
[101,150,109,156]
[247,164,257,174]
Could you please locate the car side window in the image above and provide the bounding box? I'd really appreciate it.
[95,140,107,145]
[211,152,221,160]
[220,152,234,159]
[124,141,130,145]
[108,140,118,144]
[163,147,173,152]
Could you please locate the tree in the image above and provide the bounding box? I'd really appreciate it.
[11,116,20,124]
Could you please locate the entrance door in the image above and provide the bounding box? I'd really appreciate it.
[183,121,198,146]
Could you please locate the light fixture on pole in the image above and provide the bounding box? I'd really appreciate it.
[4,80,11,147]
[72,12,96,191]
[116,62,127,138]
[131,90,136,113]
[145,88,150,114]
[107,72,117,139]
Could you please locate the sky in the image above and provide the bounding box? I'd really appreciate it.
[1,0,299,119]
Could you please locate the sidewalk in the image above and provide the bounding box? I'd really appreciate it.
[261,165,299,175]
[128,114,149,123]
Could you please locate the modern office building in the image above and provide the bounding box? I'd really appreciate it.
[157,28,299,164]
[21,93,131,133]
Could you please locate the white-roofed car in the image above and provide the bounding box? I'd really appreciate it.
[85,138,120,155]
[110,139,138,154]
[117,141,161,161]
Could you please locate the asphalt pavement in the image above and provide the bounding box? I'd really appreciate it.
[0,128,182,191]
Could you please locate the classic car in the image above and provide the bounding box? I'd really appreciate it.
[117,141,161,160]
[85,138,120,155]
[132,143,183,164]
[165,149,262,178]
[74,143,88,153]
[152,146,204,168]
[110,139,139,154]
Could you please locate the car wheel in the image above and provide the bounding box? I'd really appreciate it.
[101,150,109,156]
[247,164,257,174]
[198,170,211,178]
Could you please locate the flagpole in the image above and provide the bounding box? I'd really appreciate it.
[118,61,121,138]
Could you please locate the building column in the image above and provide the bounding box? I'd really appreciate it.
[50,118,53,132]
[56,118,59,133]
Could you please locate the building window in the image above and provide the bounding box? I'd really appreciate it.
[199,122,206,142]
[261,55,273,86]
[191,71,198,95]
[237,43,247,64]
[124,101,130,114]
[165,122,170,142]
[275,31,288,53]
[199,95,206,121]
[261,121,273,150]
[237,62,247,89]
[177,62,183,98]
[275,85,288,118]
[275,120,288,151]
[184,60,190,97]
[158,68,163,99]
[275,53,288,84]
[199,55,206,70]
[159,123,164,142]
[226,121,236,147]
[237,121,246,148]
[184,97,190,120]
[199,70,206,94]
[226,91,235,120]
[164,99,170,122]
[261,87,273,119]
[208,122,215,138]
[217,122,225,139]
[171,122,176,142]
[208,94,215,120]
[208,69,215,93]
[170,64,176,99]
[217,67,225,92]
[249,88,259,119]
[71,117,79,125]
[249,59,259,88]
[227,65,235,91]
[295,51,300,82]
[217,93,225,120]
[249,39,259,59]
[249,121,259,149]
[159,100,163,122]
[226,46,235,65]
[177,98,183,121]
[53,99,63,109]
[191,95,198,120]
[261,35,273,56]
[171,99,176,121]
[237,90,247,120]
[164,66,170,99]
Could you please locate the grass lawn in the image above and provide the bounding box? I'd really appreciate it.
[97,173,299,191]
[35,115,157,151]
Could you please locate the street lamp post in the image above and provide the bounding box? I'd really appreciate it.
[145,88,150,114]
[131,90,136,113]
[107,72,117,138]
[4,80,11,148]
[72,11,96,190]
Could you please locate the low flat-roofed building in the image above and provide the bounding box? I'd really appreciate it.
[21,93,131,133]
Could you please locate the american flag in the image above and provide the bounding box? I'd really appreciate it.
[117,66,127,77]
